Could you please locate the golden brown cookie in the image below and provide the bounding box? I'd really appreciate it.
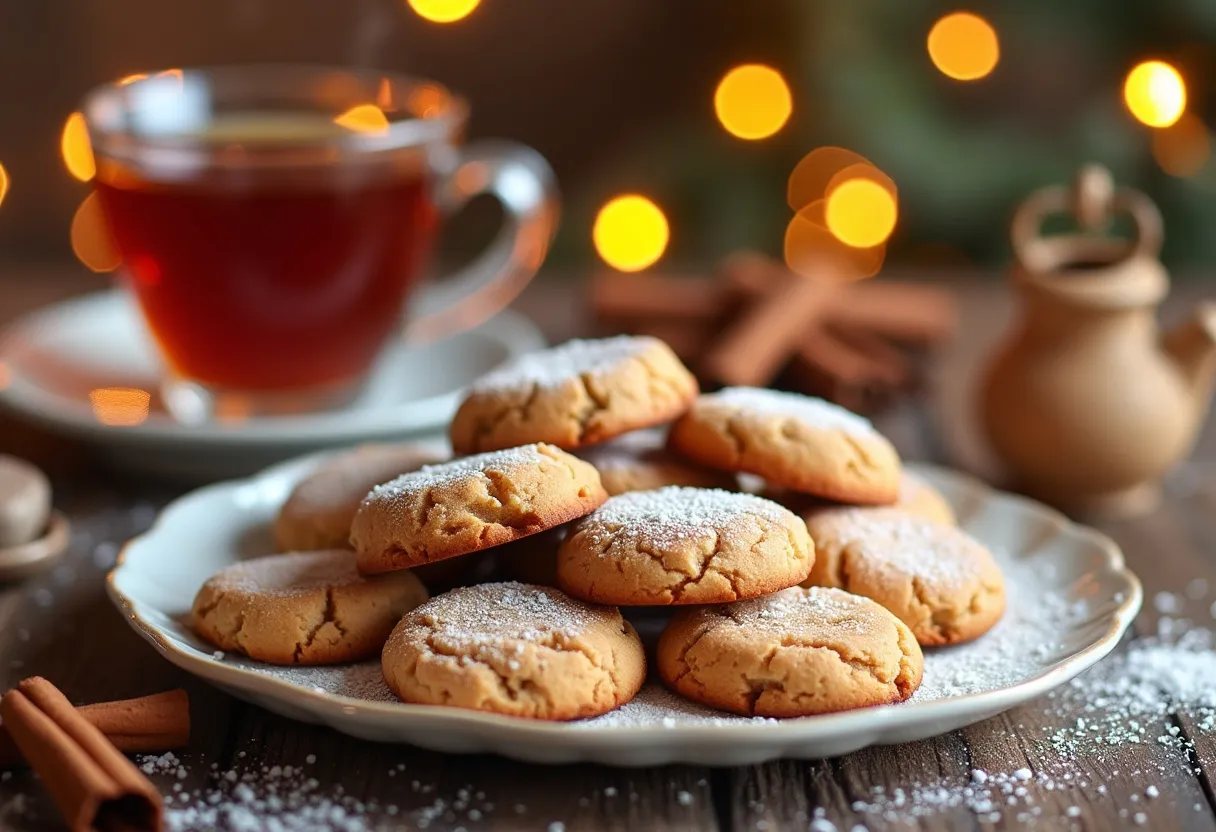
[669,387,901,504]
[192,550,428,665]
[449,336,699,454]
[657,586,923,717]
[802,507,1004,645]
[351,443,607,575]
[381,582,646,720]
[897,470,956,526]
[556,486,813,605]
[577,429,736,495]
[274,443,444,552]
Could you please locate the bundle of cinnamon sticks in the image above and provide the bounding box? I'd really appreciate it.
[591,251,958,412]
[0,677,189,832]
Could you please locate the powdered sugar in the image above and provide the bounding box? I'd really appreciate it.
[579,486,797,549]
[705,387,875,434]
[364,444,552,499]
[468,336,658,393]
[206,550,365,595]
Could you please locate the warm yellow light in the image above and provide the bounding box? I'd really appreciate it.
[593,195,669,272]
[714,64,792,140]
[89,387,151,427]
[71,193,122,273]
[61,112,96,182]
[825,179,898,248]
[927,12,999,81]
[117,73,149,86]
[334,104,391,134]
[1124,61,1187,128]
[0,163,8,209]
[1152,113,1210,177]
[407,0,480,23]
[788,147,871,212]
[785,201,885,281]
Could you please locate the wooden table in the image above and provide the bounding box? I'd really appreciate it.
[0,270,1213,831]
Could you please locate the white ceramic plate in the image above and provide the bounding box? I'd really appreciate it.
[0,291,545,480]
[108,459,1141,766]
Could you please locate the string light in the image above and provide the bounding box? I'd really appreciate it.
[593,195,669,272]
[927,12,999,81]
[70,193,122,273]
[89,387,151,427]
[1152,113,1210,177]
[825,179,898,248]
[333,104,391,134]
[788,147,872,212]
[785,201,886,281]
[407,0,480,23]
[714,64,792,140]
[1124,61,1186,128]
[61,112,96,182]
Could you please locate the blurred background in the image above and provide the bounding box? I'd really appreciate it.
[1,0,1214,276]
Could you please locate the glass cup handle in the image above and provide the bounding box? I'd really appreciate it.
[403,140,560,343]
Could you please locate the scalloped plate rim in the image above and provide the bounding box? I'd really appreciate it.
[107,457,1142,763]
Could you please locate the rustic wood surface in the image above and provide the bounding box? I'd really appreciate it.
[0,267,1212,830]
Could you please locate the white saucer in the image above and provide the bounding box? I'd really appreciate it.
[108,460,1141,766]
[0,290,545,480]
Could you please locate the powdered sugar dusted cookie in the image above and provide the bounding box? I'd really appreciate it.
[657,586,923,717]
[192,550,428,665]
[381,582,646,720]
[557,486,813,605]
[897,470,956,526]
[577,429,736,495]
[274,443,444,552]
[669,387,901,504]
[802,507,1004,645]
[449,336,699,454]
[351,444,606,575]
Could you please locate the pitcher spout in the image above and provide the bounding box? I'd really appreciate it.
[1163,301,1216,411]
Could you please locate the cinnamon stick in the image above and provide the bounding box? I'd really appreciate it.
[0,677,163,832]
[0,688,189,767]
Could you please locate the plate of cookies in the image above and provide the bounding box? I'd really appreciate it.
[108,336,1141,765]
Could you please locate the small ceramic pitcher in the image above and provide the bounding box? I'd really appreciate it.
[979,164,1216,515]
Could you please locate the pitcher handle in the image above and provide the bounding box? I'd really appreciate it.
[404,140,560,343]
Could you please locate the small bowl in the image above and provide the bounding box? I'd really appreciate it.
[0,511,70,580]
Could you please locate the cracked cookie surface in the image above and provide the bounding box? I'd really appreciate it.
[577,428,736,496]
[449,336,699,454]
[668,387,901,504]
[192,550,428,665]
[381,582,646,720]
[802,507,1005,646]
[657,586,923,717]
[556,487,813,606]
[274,443,444,552]
[351,444,607,574]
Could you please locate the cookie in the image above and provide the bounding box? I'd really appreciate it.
[351,443,607,575]
[657,586,923,717]
[668,387,901,504]
[274,444,443,552]
[381,582,646,720]
[192,550,428,665]
[577,429,736,496]
[556,486,813,605]
[802,507,1004,645]
[897,470,956,526]
[449,336,699,454]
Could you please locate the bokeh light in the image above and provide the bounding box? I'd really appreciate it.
[1124,61,1186,128]
[927,12,999,81]
[825,179,898,248]
[333,104,391,134]
[89,387,151,427]
[785,200,885,281]
[407,0,480,23]
[593,195,669,272]
[1152,113,1210,177]
[71,193,122,273]
[61,112,96,182]
[0,163,8,208]
[117,73,149,86]
[714,64,792,140]
[788,147,871,212]
[826,162,898,205]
